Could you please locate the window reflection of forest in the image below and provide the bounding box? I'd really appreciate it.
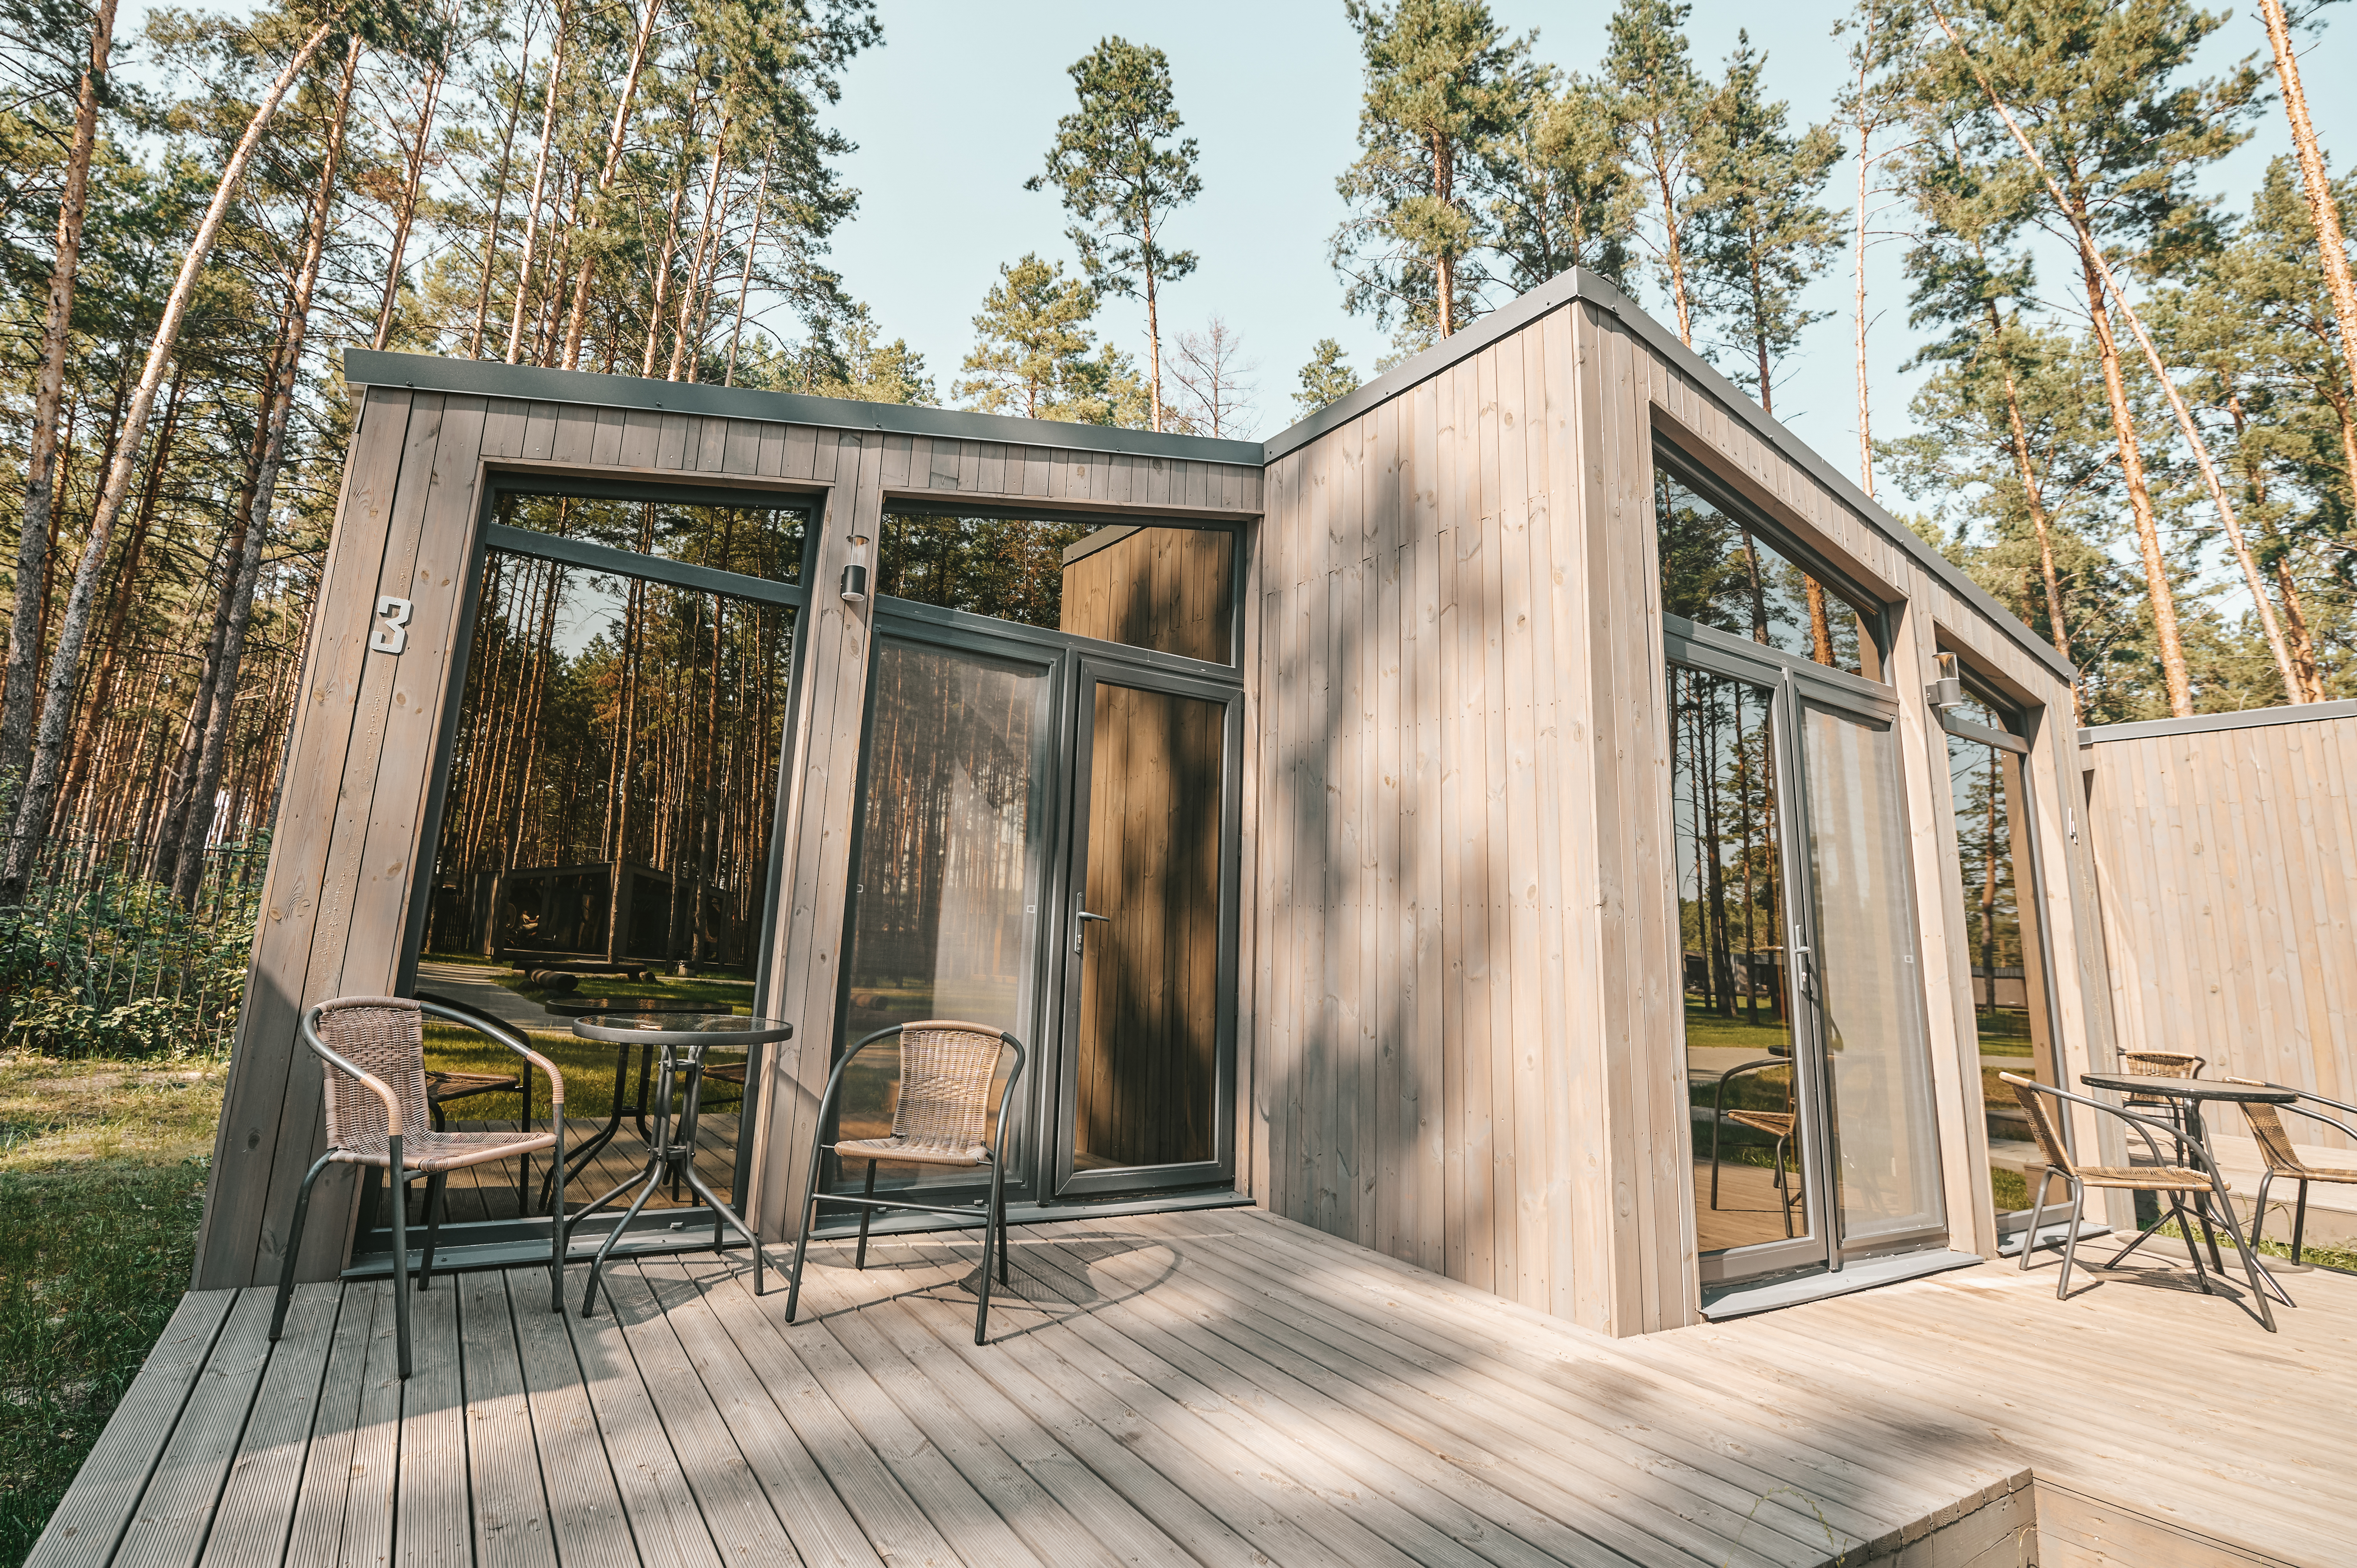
[1656,467,1875,679]
[498,491,807,582]
[1671,663,1806,1254]
[425,516,800,971]
[1945,692,2058,1216]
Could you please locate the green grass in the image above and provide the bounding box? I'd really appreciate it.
[2148,1219,2357,1275]
[0,1054,223,1564]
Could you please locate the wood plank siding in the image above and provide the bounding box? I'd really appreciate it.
[1249,299,2102,1334]
[198,370,1261,1290]
[35,1213,2351,1568]
[2086,703,2357,1152]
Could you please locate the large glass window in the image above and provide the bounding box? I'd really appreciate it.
[415,499,802,1225]
[1656,457,1880,680]
[1944,689,2058,1218]
[880,509,1235,664]
[1671,664,1807,1254]
[499,490,807,583]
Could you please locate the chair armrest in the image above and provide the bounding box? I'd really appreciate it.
[2035,1077,2208,1172]
[2276,1099,2357,1146]
[300,1005,405,1139]
[416,996,566,1109]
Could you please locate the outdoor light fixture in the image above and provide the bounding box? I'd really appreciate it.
[839,532,871,603]
[1926,652,1964,712]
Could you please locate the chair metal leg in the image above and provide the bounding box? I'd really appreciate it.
[549,1109,567,1312]
[2055,1178,2085,1300]
[389,1134,413,1381]
[975,1159,1004,1346]
[855,1160,878,1270]
[2166,1192,2212,1294]
[1773,1132,1795,1238]
[1708,1108,1724,1210]
[784,1137,830,1324]
[2292,1180,2310,1266]
[2020,1167,2058,1272]
[270,1152,338,1344]
[2208,1181,2283,1331]
[417,1173,448,1290]
[2249,1170,2275,1253]
[998,1182,1011,1289]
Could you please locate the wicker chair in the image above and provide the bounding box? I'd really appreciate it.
[1707,1055,1802,1236]
[269,997,566,1379]
[2223,1077,2357,1265]
[785,1021,1026,1344]
[2000,1072,2276,1331]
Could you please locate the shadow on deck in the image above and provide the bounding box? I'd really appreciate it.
[26,1208,2346,1566]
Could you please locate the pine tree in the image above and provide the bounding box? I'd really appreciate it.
[1606,0,1710,346]
[1922,0,2259,716]
[1026,37,1201,433]
[954,253,1145,425]
[1293,337,1362,418]
[1332,0,1532,342]
[2254,0,2357,427]
[1484,69,1638,294]
[1689,32,1842,419]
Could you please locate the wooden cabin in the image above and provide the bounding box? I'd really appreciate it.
[196,267,2119,1337]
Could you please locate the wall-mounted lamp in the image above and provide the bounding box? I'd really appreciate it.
[839,532,871,603]
[1926,651,1964,712]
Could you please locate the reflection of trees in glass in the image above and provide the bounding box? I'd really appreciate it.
[1670,665,1784,1027]
[1948,734,2023,1015]
[878,512,1095,627]
[1653,468,1866,675]
[502,493,808,583]
[427,531,795,970]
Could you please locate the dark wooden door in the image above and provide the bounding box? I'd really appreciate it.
[1055,659,1239,1196]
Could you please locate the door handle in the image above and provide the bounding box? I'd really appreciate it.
[1074,909,1110,954]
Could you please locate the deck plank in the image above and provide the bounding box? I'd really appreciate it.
[195,1284,343,1568]
[509,1267,638,1568]
[564,1268,724,1568]
[455,1271,557,1568]
[25,1291,233,1568]
[396,1279,470,1568]
[279,1281,380,1568]
[110,1291,276,1568]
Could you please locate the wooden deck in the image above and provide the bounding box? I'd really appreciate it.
[30,1206,2350,1567]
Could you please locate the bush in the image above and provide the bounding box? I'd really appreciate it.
[0,842,263,1061]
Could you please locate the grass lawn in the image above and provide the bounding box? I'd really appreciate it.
[0,1055,225,1565]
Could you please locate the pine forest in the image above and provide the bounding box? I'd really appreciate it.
[1,0,2355,1027]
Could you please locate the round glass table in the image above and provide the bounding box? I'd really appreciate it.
[2079,1072,2295,1298]
[565,1012,794,1316]
[536,996,720,1199]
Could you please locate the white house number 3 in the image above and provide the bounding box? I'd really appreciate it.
[369,595,413,655]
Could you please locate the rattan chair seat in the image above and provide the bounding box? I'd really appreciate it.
[1727,1110,1795,1137]
[2071,1164,2219,1192]
[834,1134,989,1167]
[426,1069,519,1103]
[332,1126,557,1172]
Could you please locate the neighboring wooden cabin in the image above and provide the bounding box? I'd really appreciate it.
[197,270,2120,1339]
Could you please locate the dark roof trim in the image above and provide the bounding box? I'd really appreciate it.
[340,349,1266,466]
[2080,696,2357,747]
[1260,269,2079,688]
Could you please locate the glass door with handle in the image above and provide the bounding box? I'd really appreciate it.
[1053,657,1240,1198]
[1671,621,1945,1285]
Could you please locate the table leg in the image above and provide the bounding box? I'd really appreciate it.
[542,1041,635,1215]
[672,1046,762,1295]
[581,1045,676,1318]
[2184,1106,2229,1272]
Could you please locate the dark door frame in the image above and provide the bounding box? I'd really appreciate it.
[830,593,1246,1212]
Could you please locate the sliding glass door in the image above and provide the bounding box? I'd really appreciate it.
[1672,622,1946,1285]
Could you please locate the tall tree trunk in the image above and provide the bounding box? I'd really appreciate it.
[3,0,119,812]
[1852,40,1875,497]
[6,14,338,891]
[505,6,568,363]
[2227,392,2325,701]
[171,36,364,905]
[641,178,688,377]
[467,25,538,357]
[1143,200,1163,428]
[1985,304,2078,714]
[2257,0,2357,421]
[560,0,664,370]
[60,368,185,821]
[1432,133,1456,340]
[1929,0,2304,714]
[723,150,772,387]
[667,107,732,382]
[373,54,447,349]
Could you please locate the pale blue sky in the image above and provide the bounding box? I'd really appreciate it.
[823,0,2357,485]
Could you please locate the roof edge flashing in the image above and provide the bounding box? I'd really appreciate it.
[339,349,1266,466]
